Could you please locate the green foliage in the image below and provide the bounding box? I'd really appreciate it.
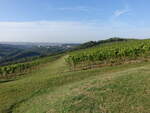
[0,55,61,78]
[0,55,150,113]
[0,43,75,66]
[66,39,150,69]
[74,37,129,50]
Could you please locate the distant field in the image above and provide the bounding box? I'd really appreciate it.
[0,55,150,113]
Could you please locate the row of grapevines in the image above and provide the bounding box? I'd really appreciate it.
[0,55,60,78]
[66,40,150,69]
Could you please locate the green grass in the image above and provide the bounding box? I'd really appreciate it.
[0,56,150,113]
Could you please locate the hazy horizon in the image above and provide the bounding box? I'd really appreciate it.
[0,0,150,43]
[0,37,149,44]
[0,40,81,44]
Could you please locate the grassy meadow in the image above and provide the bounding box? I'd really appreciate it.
[0,55,150,113]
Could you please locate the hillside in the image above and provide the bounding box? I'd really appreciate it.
[0,55,150,113]
[0,39,150,113]
[74,37,132,50]
[0,38,130,66]
[66,39,150,70]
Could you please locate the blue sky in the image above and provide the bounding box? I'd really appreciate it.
[0,0,150,42]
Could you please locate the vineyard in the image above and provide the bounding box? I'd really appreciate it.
[0,40,150,113]
[0,55,61,79]
[66,39,150,70]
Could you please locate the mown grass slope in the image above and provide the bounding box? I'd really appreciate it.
[0,56,150,113]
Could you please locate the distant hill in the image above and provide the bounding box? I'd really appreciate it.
[0,44,23,58]
[74,37,133,50]
[0,43,78,66]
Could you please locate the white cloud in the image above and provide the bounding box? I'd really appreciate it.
[114,7,130,17]
[0,21,102,43]
[0,20,149,43]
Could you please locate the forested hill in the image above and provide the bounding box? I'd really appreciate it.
[74,37,134,50]
[0,43,78,66]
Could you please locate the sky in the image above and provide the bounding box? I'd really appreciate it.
[0,0,150,43]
